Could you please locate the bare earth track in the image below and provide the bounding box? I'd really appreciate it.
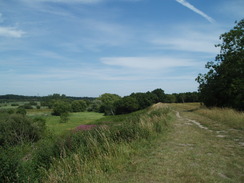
[110,104,244,183]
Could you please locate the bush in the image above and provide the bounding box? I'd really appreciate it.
[52,100,71,116]
[0,114,46,146]
[20,103,33,109]
[16,107,27,116]
[0,147,20,183]
[71,100,87,112]
[11,103,19,106]
[60,112,69,123]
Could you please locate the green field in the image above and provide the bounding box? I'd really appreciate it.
[27,109,104,134]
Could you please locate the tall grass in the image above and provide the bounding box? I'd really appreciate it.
[195,107,244,130]
[171,103,244,130]
[42,104,172,182]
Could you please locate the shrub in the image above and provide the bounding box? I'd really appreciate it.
[11,103,19,106]
[52,100,71,116]
[0,147,20,183]
[0,114,46,146]
[60,112,69,123]
[71,100,87,112]
[16,107,27,116]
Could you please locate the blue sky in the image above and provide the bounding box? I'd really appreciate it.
[0,0,243,97]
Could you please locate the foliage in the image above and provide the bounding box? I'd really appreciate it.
[98,93,121,115]
[16,107,27,116]
[130,92,156,109]
[196,19,244,110]
[114,96,140,114]
[87,99,102,112]
[0,114,46,146]
[172,92,199,103]
[151,88,167,103]
[52,100,71,116]
[71,100,87,112]
[0,147,20,182]
[59,112,69,123]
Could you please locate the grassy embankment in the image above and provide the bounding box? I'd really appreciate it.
[107,103,244,183]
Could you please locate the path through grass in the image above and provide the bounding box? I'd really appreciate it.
[109,103,244,183]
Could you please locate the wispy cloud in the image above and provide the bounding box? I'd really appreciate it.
[101,57,197,70]
[176,0,215,23]
[0,27,25,38]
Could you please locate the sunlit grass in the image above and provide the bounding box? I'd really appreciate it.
[46,112,104,135]
[170,103,244,130]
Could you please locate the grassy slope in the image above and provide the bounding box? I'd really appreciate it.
[109,103,244,183]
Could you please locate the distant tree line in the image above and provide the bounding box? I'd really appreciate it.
[0,94,94,103]
[89,89,200,115]
[0,91,200,117]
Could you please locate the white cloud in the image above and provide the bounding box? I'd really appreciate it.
[0,27,25,38]
[151,35,218,54]
[176,0,215,23]
[101,57,196,70]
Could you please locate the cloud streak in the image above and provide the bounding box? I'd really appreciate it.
[176,0,215,23]
[101,57,197,70]
[0,27,25,38]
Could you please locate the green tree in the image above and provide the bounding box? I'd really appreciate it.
[98,93,121,115]
[114,96,140,114]
[52,100,71,116]
[152,88,167,103]
[130,92,155,109]
[71,100,87,112]
[87,99,102,112]
[196,19,244,110]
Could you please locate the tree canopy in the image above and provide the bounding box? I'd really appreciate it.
[196,19,244,110]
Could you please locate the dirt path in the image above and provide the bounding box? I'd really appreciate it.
[110,107,244,183]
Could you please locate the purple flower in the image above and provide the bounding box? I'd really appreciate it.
[75,125,97,131]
